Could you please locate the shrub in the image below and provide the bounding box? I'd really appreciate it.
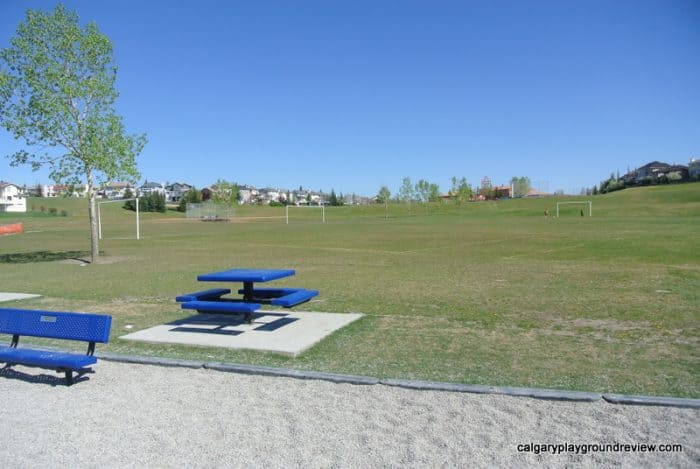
[124,192,166,213]
[177,188,201,212]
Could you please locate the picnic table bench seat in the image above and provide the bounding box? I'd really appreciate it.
[235,288,319,307]
[269,289,319,307]
[179,300,261,314]
[175,288,231,303]
[0,308,111,385]
[180,300,262,323]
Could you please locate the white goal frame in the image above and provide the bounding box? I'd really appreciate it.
[285,204,325,224]
[97,198,140,239]
[556,201,592,217]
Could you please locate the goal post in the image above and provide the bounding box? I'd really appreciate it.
[556,201,592,217]
[285,204,326,224]
[98,198,140,239]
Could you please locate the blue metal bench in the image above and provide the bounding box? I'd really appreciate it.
[0,308,111,385]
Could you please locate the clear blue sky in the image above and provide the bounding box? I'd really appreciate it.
[1,0,698,196]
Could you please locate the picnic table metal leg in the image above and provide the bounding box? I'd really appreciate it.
[242,282,255,323]
[242,281,255,301]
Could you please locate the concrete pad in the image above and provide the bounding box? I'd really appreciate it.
[120,310,363,356]
[0,292,41,302]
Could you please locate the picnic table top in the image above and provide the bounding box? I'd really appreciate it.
[196,268,296,283]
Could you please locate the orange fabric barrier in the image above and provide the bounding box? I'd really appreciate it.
[0,223,23,235]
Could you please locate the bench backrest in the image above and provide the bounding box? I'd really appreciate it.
[0,308,111,343]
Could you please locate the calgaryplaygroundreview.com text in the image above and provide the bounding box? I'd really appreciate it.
[516,442,683,455]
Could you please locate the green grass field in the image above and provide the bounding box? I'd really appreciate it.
[1,183,699,397]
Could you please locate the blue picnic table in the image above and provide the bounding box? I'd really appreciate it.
[176,268,318,323]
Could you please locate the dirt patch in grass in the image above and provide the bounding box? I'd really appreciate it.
[538,314,652,332]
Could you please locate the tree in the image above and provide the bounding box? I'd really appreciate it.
[415,179,430,203]
[399,177,414,210]
[510,176,532,198]
[122,187,135,210]
[0,5,146,263]
[428,183,440,202]
[148,191,165,212]
[211,179,239,205]
[376,186,391,204]
[177,187,201,212]
[376,185,391,219]
[451,177,472,205]
[328,189,339,206]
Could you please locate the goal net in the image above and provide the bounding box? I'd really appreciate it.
[186,202,233,221]
[556,201,592,217]
[285,205,326,224]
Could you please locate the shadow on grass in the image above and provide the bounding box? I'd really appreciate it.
[0,250,102,264]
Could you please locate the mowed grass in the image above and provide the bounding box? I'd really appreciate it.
[1,183,698,397]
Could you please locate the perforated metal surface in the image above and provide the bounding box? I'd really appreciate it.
[0,309,111,343]
[197,269,295,283]
[0,346,97,368]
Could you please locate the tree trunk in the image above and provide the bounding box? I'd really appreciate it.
[86,171,100,263]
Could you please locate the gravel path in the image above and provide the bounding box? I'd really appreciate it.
[1,360,698,468]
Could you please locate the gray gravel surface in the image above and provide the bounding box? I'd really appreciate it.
[1,360,698,468]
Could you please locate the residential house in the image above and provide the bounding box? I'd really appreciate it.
[21,185,42,197]
[258,188,282,205]
[164,182,193,202]
[633,161,689,184]
[237,184,258,204]
[343,193,371,205]
[39,184,87,197]
[139,181,165,197]
[293,189,310,205]
[309,191,325,205]
[100,182,134,199]
[493,185,512,198]
[0,182,27,212]
[41,184,58,198]
[621,160,692,186]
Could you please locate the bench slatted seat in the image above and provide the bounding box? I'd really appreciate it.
[0,308,111,385]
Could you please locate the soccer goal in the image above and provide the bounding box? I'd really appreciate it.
[285,205,326,224]
[186,202,233,221]
[97,198,140,240]
[556,201,592,217]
